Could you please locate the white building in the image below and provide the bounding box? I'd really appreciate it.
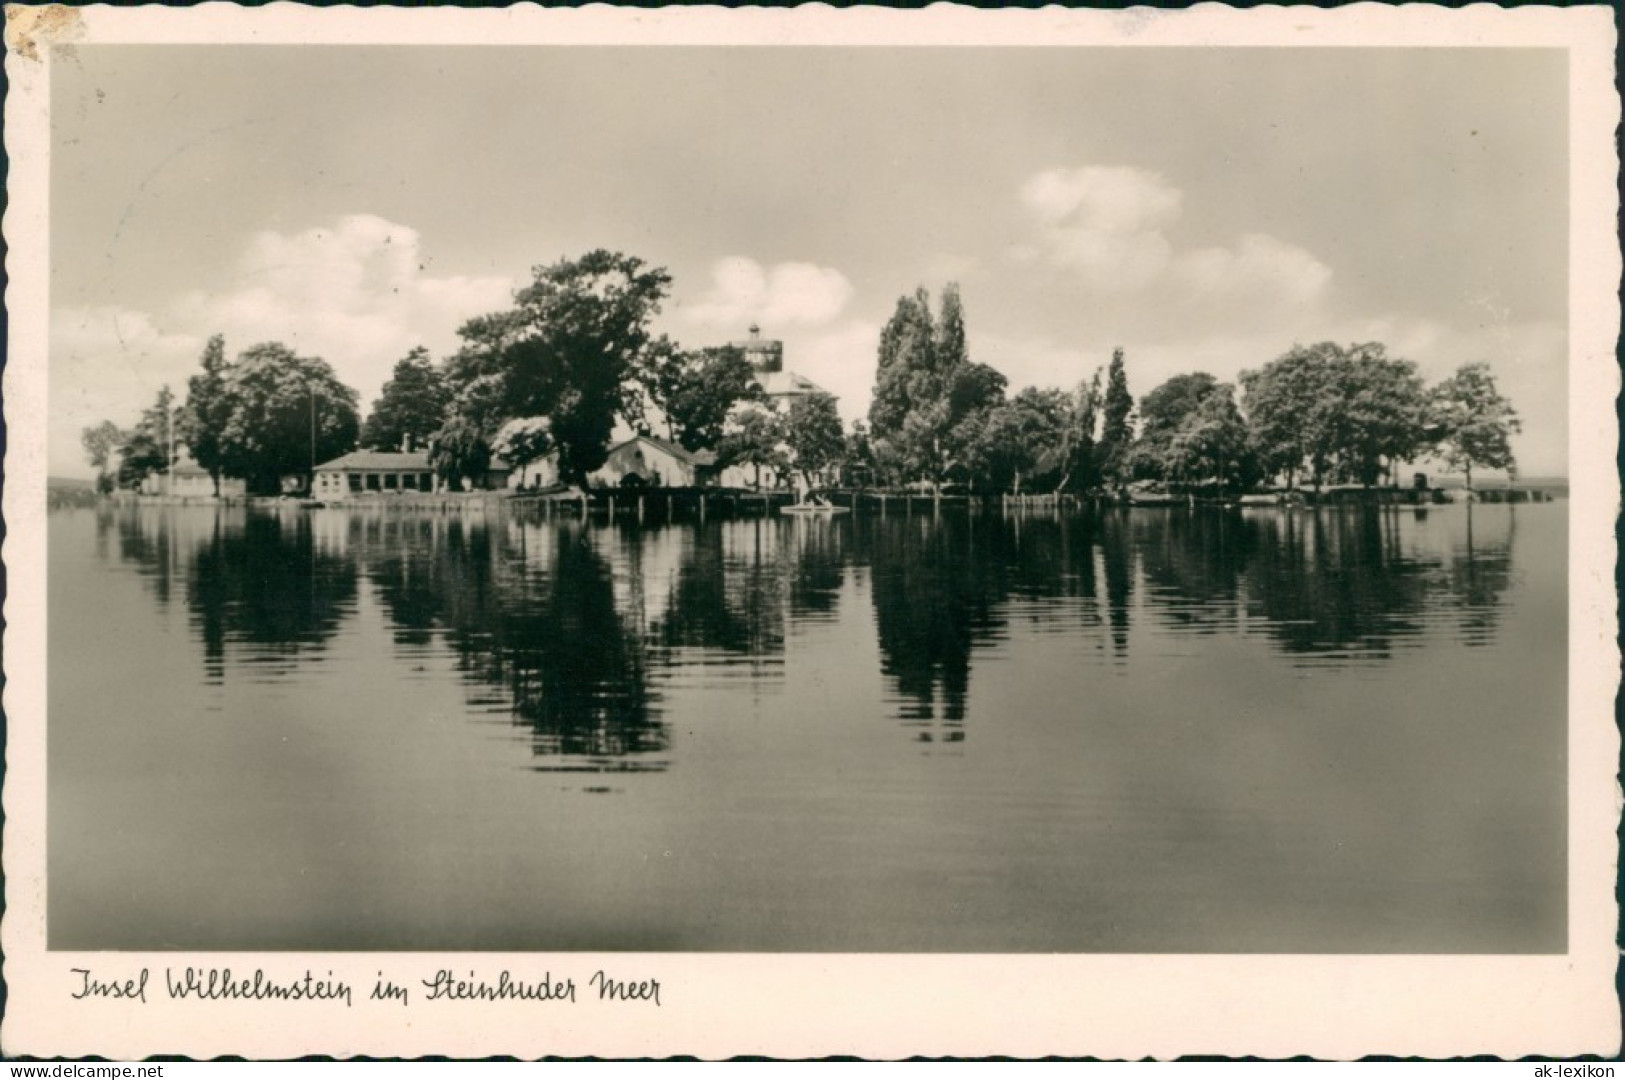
[589,435,708,489]
[732,324,831,412]
[139,451,247,498]
[716,325,837,490]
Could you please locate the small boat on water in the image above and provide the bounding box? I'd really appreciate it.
[782,484,849,515]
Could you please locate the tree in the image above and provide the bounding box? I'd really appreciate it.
[782,392,846,492]
[1161,384,1255,492]
[442,309,530,437]
[1333,343,1429,487]
[362,347,450,452]
[444,250,673,484]
[1053,370,1102,494]
[179,335,234,495]
[1241,344,1331,490]
[935,283,969,376]
[1132,372,1219,482]
[1096,348,1135,486]
[867,283,1004,492]
[217,343,361,495]
[642,344,764,452]
[491,416,556,474]
[117,385,176,488]
[869,288,936,439]
[971,387,1070,494]
[1242,342,1430,490]
[80,420,126,494]
[717,407,786,490]
[841,420,879,488]
[1431,362,1521,490]
[428,415,492,491]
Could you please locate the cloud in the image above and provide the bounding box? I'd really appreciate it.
[1021,166,1182,233]
[678,257,854,329]
[1172,233,1332,308]
[1016,165,1331,311]
[172,214,515,404]
[1017,166,1181,291]
[51,215,517,475]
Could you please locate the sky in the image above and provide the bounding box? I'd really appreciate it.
[49,45,1569,478]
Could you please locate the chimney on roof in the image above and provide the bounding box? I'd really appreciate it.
[401,433,412,453]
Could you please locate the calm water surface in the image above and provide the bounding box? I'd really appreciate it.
[50,501,1566,952]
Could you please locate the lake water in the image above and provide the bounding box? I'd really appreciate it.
[49,500,1566,952]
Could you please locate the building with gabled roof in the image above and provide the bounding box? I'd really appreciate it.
[590,434,707,489]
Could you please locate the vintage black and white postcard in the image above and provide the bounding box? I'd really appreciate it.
[3,2,1618,1059]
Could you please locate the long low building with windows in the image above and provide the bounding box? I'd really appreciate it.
[314,450,439,498]
[314,450,514,498]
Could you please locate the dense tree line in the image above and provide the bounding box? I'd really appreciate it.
[81,250,1523,499]
[84,251,781,495]
[86,337,361,496]
[857,281,1520,496]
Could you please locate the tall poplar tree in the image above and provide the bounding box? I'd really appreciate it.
[181,335,235,494]
[1055,369,1102,494]
[867,283,1004,491]
[868,289,936,439]
[1096,348,1135,486]
[935,283,969,376]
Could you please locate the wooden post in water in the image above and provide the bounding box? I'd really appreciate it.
[666,494,673,520]
[609,495,616,518]
[638,495,645,524]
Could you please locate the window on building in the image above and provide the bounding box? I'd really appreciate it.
[384,473,398,490]
[421,473,434,491]
[366,473,381,491]
[403,473,418,490]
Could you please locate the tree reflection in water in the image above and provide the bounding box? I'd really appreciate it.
[1133,508,1254,635]
[99,499,1523,769]
[1100,510,1135,661]
[361,512,666,773]
[1237,505,1516,661]
[1443,504,1518,647]
[101,505,359,684]
[865,512,1008,743]
[655,519,787,661]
